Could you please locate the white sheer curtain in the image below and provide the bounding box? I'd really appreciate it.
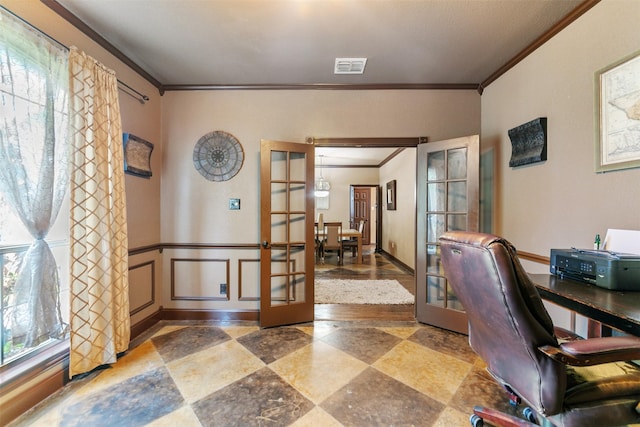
[68,47,130,378]
[0,9,69,347]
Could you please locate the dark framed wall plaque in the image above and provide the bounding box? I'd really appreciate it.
[123,133,154,178]
[508,117,547,167]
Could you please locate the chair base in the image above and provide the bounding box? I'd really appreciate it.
[470,406,539,427]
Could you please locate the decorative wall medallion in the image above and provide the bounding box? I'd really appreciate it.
[193,131,244,181]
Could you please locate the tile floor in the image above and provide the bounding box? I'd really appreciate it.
[9,247,522,426]
[10,320,522,427]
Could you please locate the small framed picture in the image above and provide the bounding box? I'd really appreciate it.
[386,180,396,210]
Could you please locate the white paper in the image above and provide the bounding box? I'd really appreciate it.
[603,229,640,255]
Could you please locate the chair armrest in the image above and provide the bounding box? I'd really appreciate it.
[539,336,640,366]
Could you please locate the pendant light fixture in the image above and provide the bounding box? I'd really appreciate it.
[315,155,331,197]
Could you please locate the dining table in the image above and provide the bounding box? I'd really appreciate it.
[315,221,363,264]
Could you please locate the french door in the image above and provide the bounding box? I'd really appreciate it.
[415,135,479,333]
[259,139,315,327]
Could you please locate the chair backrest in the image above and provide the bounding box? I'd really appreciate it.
[317,214,324,241]
[439,231,566,416]
[324,223,342,250]
[357,220,365,233]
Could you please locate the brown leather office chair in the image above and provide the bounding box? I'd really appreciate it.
[439,231,640,427]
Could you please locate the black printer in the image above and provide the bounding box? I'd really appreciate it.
[550,248,640,291]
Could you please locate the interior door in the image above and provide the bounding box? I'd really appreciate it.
[260,139,315,328]
[415,135,479,333]
[350,186,371,244]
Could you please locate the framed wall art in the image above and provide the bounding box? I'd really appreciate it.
[386,180,396,210]
[595,49,640,172]
[123,133,153,178]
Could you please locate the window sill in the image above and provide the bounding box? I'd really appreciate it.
[0,340,69,393]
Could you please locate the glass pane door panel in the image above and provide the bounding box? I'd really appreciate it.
[427,151,445,180]
[447,182,467,211]
[270,247,288,275]
[271,214,287,243]
[447,214,467,231]
[448,290,464,311]
[427,214,445,243]
[427,276,446,307]
[290,245,306,273]
[426,244,442,274]
[427,183,445,211]
[289,152,306,181]
[271,183,287,211]
[290,273,306,303]
[270,276,287,305]
[447,148,467,179]
[290,214,305,243]
[271,151,287,180]
[290,183,306,211]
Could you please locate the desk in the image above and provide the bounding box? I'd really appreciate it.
[529,273,640,336]
[315,222,363,264]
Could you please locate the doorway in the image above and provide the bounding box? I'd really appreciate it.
[312,137,423,316]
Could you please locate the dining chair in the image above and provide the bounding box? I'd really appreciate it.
[321,222,342,264]
[315,213,324,260]
[341,219,364,258]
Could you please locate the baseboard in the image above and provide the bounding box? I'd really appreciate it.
[131,308,163,340]
[379,249,415,274]
[160,308,260,322]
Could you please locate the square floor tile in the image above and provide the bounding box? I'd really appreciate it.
[321,367,445,426]
[269,340,368,404]
[151,326,231,363]
[320,327,402,364]
[192,367,314,426]
[167,339,265,403]
[373,340,472,404]
[60,367,184,427]
[236,327,313,364]
[408,325,477,364]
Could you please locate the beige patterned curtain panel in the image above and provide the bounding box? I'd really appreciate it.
[68,47,130,378]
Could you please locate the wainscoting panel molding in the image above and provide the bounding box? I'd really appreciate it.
[171,258,231,301]
[128,260,155,315]
[238,258,260,301]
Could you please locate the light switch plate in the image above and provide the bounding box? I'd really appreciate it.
[229,198,240,210]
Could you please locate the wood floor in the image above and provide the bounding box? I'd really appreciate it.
[314,245,416,322]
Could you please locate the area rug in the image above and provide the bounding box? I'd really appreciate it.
[315,279,414,304]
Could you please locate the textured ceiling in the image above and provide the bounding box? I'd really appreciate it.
[49,0,588,165]
[54,0,584,87]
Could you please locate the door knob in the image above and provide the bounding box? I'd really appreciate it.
[262,240,270,248]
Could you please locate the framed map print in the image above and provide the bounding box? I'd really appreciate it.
[595,49,640,172]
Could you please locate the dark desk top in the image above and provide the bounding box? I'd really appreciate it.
[529,273,640,336]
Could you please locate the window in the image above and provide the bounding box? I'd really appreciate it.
[0,8,70,367]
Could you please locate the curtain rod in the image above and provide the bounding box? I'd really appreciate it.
[2,6,150,104]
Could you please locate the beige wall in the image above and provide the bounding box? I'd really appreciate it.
[481,1,640,335]
[380,148,417,268]
[481,0,640,263]
[161,90,480,309]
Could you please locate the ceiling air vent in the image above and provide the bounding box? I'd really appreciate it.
[334,58,367,74]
